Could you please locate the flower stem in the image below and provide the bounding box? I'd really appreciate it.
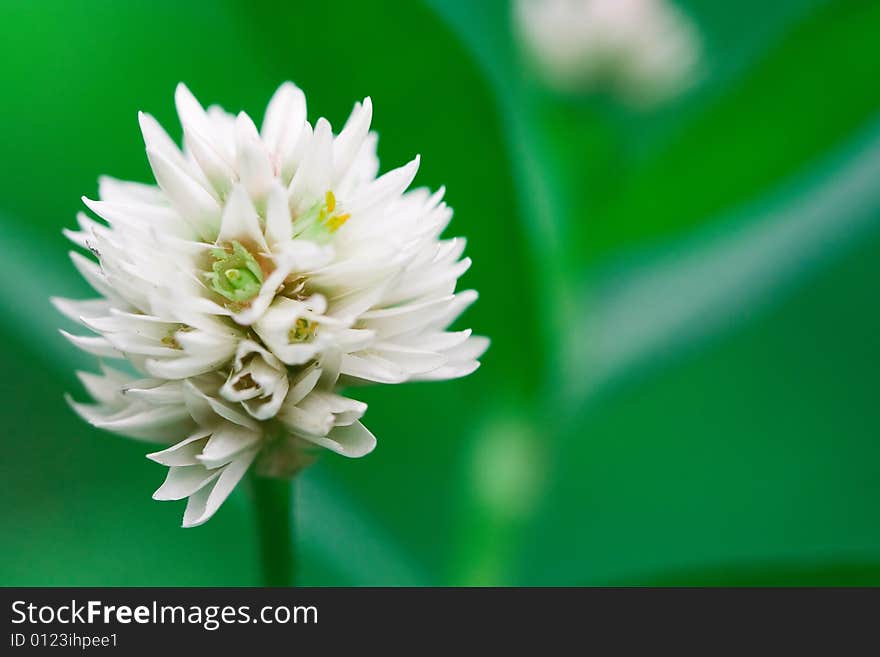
[251,474,295,587]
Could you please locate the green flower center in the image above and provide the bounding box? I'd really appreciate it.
[205,241,264,303]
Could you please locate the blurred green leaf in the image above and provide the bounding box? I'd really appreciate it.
[518,220,880,584]
[570,117,880,402]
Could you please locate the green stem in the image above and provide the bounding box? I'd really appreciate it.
[251,474,295,587]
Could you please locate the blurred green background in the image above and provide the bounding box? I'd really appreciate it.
[2,0,879,586]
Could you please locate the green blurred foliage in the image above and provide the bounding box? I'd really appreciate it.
[1,0,879,585]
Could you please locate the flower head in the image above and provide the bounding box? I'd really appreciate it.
[515,0,701,104]
[55,83,487,527]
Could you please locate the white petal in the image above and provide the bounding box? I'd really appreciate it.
[242,390,288,421]
[68,251,116,301]
[146,429,212,466]
[278,392,334,437]
[138,111,193,181]
[340,352,408,384]
[288,117,333,211]
[183,380,260,430]
[287,367,322,405]
[51,297,113,325]
[371,343,447,375]
[409,336,488,381]
[264,181,292,246]
[75,364,130,403]
[394,329,472,352]
[236,112,274,203]
[280,121,312,184]
[184,126,236,197]
[174,83,215,147]
[333,97,372,182]
[349,155,419,213]
[63,212,105,250]
[67,395,192,442]
[336,131,379,192]
[307,252,401,296]
[82,197,190,240]
[197,424,261,469]
[425,289,479,331]
[145,146,220,240]
[145,338,237,379]
[274,238,335,271]
[414,361,480,381]
[181,447,259,527]
[121,379,187,404]
[447,334,490,361]
[217,184,269,252]
[59,330,121,358]
[98,176,166,205]
[261,82,307,161]
[302,421,376,458]
[153,464,220,501]
[92,404,190,437]
[360,294,457,338]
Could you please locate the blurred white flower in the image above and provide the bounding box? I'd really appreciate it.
[514,0,701,104]
[55,83,488,527]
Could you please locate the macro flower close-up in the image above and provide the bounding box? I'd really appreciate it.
[514,0,701,103]
[2,0,880,608]
[54,83,488,528]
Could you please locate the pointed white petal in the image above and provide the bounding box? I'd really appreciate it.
[288,117,333,211]
[174,83,215,146]
[349,155,420,213]
[59,330,121,358]
[183,380,261,430]
[68,251,116,300]
[264,181,292,246]
[153,464,220,501]
[181,447,259,527]
[74,364,130,403]
[98,176,166,205]
[236,112,274,202]
[261,82,307,159]
[301,421,376,458]
[340,352,408,384]
[146,429,212,466]
[287,367,322,405]
[413,360,481,381]
[51,297,113,325]
[217,184,269,252]
[196,424,261,469]
[138,111,191,177]
[333,97,372,181]
[184,126,236,197]
[146,147,221,240]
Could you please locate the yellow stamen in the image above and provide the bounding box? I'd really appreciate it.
[325,190,336,213]
[161,334,181,350]
[326,213,350,232]
[289,317,319,343]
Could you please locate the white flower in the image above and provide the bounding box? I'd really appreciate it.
[514,0,701,104]
[55,82,488,527]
